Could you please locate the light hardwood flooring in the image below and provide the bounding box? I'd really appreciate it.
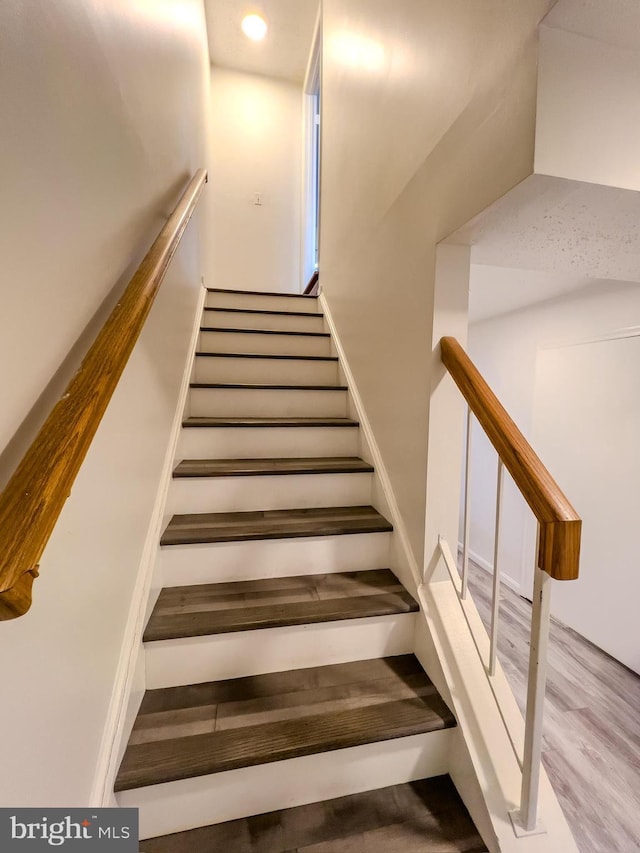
[468,567,640,853]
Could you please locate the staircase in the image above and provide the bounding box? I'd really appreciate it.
[115,287,487,852]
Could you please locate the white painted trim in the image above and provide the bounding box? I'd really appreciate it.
[301,6,321,289]
[540,324,640,350]
[319,293,423,591]
[421,579,578,852]
[457,541,522,595]
[90,282,207,807]
[303,6,321,96]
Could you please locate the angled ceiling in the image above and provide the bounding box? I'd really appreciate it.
[204,0,318,84]
[469,266,593,323]
[451,174,640,322]
[455,174,640,283]
[544,0,640,53]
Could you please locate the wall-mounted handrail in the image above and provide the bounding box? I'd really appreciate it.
[0,168,207,621]
[440,336,581,581]
[304,269,319,295]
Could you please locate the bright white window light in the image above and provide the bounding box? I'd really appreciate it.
[242,13,267,41]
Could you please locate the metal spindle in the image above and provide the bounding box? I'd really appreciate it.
[489,459,503,676]
[461,407,472,600]
[517,552,552,832]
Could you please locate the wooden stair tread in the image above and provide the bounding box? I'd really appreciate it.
[160,505,393,546]
[144,569,417,641]
[190,382,347,390]
[173,457,374,478]
[203,306,323,319]
[195,351,338,361]
[116,656,455,791]
[182,416,359,428]
[208,287,317,299]
[139,776,486,852]
[137,654,428,714]
[201,326,330,337]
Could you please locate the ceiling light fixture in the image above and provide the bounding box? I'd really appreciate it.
[241,13,268,41]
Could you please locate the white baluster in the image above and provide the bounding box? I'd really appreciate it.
[515,553,552,833]
[489,459,503,677]
[461,406,472,600]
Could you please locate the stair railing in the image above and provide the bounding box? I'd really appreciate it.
[0,169,207,621]
[438,336,581,835]
[303,269,319,295]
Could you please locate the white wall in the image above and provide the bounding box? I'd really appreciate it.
[206,68,302,293]
[535,25,640,192]
[465,275,640,669]
[0,0,210,806]
[534,335,640,672]
[319,0,554,571]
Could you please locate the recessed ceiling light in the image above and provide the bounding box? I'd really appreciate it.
[242,13,267,41]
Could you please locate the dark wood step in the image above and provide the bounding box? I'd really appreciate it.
[203,306,322,319]
[173,457,374,478]
[195,351,338,362]
[116,655,455,791]
[144,569,417,641]
[190,382,347,391]
[200,326,330,337]
[182,417,359,428]
[160,505,392,546]
[208,287,316,299]
[140,776,487,852]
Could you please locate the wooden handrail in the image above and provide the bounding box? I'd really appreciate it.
[0,169,207,620]
[440,336,581,581]
[304,269,319,295]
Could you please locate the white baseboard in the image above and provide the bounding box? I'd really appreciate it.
[90,282,207,806]
[318,294,422,592]
[457,542,522,595]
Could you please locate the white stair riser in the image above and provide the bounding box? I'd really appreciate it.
[199,330,331,357]
[193,356,338,386]
[189,387,348,418]
[207,291,319,314]
[177,425,360,460]
[145,613,417,688]
[121,729,452,839]
[159,532,392,587]
[166,472,373,515]
[202,309,324,334]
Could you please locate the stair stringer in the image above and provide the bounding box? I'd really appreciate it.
[318,291,454,701]
[91,282,207,807]
[319,291,577,853]
[420,580,578,853]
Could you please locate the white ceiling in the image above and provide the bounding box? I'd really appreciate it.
[450,173,640,322]
[459,2,640,322]
[454,174,640,281]
[204,0,319,84]
[544,0,640,54]
[469,266,593,323]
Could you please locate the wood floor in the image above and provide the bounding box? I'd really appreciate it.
[467,567,640,853]
[139,775,487,853]
[116,655,455,792]
[173,456,374,478]
[182,416,359,428]
[144,569,418,641]
[160,505,393,546]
